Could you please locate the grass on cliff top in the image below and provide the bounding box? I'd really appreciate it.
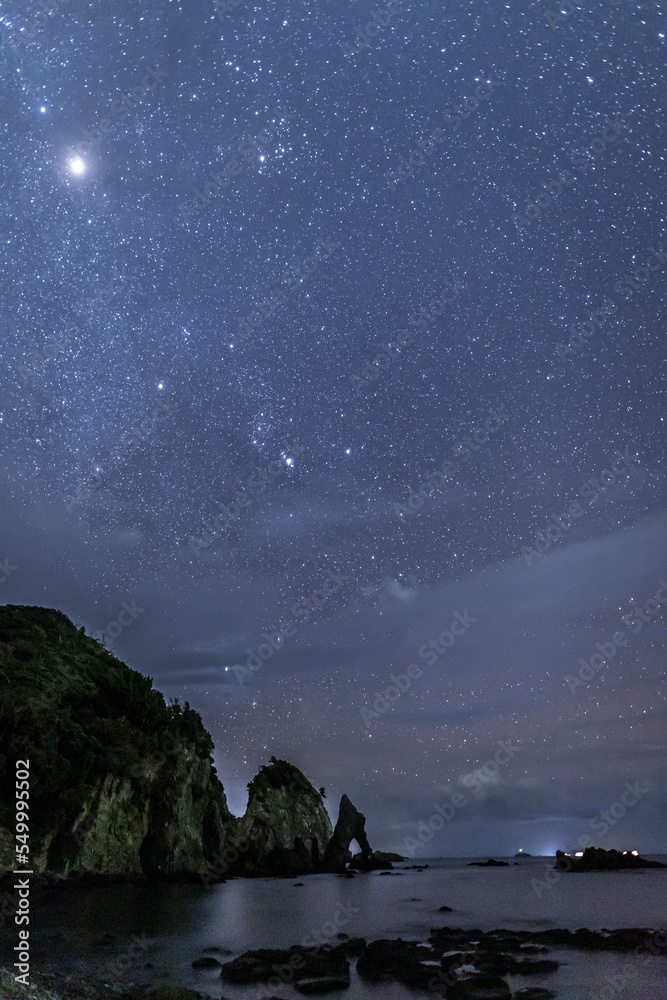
[0,604,215,839]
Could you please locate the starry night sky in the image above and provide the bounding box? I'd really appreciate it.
[1,0,666,855]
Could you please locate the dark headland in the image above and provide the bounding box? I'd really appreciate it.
[0,604,397,881]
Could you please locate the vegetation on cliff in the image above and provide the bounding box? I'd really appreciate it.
[0,606,214,833]
[0,605,363,881]
[249,756,324,798]
[0,605,231,877]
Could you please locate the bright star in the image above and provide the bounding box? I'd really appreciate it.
[68,156,86,176]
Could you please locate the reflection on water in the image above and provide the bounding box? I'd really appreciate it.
[3,858,665,999]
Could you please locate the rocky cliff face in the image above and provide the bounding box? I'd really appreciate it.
[0,605,374,882]
[236,757,333,875]
[0,604,238,879]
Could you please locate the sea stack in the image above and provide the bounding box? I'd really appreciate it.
[235,757,333,876]
[322,793,386,872]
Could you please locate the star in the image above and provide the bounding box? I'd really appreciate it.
[68,156,86,176]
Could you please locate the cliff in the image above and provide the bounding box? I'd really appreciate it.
[236,757,333,876]
[0,604,238,879]
[0,604,379,882]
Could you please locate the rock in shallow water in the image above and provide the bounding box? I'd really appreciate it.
[512,959,559,975]
[220,948,294,983]
[192,956,222,968]
[356,939,444,989]
[220,946,349,985]
[446,976,511,999]
[118,989,209,1000]
[294,976,350,994]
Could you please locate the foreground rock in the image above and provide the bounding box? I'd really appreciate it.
[220,945,349,989]
[352,925,665,995]
[119,991,208,1000]
[447,977,511,999]
[294,975,350,994]
[357,938,444,989]
[428,925,665,954]
[555,847,667,871]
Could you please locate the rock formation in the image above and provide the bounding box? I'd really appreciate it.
[235,757,333,876]
[555,847,666,871]
[0,604,389,882]
[0,604,239,879]
[468,858,509,867]
[322,793,384,872]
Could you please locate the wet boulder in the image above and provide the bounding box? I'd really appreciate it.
[294,975,350,994]
[220,948,294,983]
[446,976,512,999]
[356,938,441,988]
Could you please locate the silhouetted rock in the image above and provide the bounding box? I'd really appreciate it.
[192,956,222,968]
[341,938,366,956]
[365,851,405,862]
[236,759,333,877]
[513,959,559,974]
[294,975,350,994]
[220,946,349,986]
[438,905,454,912]
[118,990,209,1000]
[356,938,442,989]
[555,847,666,871]
[447,976,511,999]
[427,926,661,955]
[221,948,294,983]
[322,795,378,872]
[468,859,508,867]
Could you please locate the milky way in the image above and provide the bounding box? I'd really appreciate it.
[1,0,665,855]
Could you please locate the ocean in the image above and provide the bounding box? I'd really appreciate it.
[6,856,666,999]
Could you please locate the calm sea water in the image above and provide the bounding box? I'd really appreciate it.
[5,857,666,999]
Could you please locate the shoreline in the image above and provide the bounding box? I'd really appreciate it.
[3,924,665,1000]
